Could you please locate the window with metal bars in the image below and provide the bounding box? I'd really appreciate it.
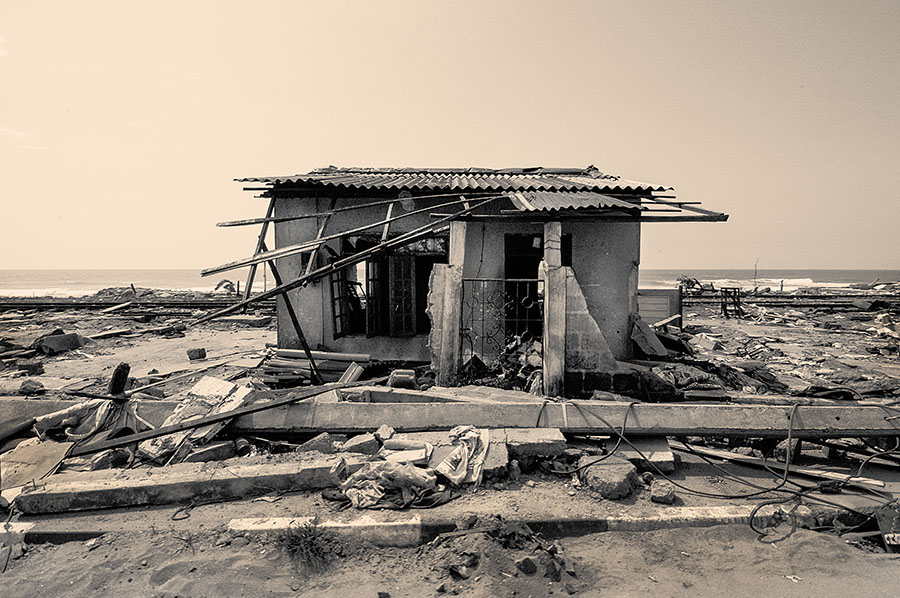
[330,237,446,339]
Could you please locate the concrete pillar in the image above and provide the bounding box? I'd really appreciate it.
[434,220,467,386]
[542,221,565,396]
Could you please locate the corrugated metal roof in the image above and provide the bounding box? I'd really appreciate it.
[508,191,646,212]
[238,166,670,193]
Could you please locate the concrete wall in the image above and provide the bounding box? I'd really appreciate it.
[273,193,640,363]
[564,220,640,359]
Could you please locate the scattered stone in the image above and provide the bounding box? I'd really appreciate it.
[341,432,380,455]
[374,424,395,443]
[508,459,521,482]
[525,480,536,488]
[773,438,802,463]
[455,513,479,531]
[16,359,44,376]
[84,538,100,551]
[231,536,250,548]
[10,542,25,560]
[565,582,578,595]
[18,379,45,396]
[387,369,419,390]
[577,455,640,499]
[140,559,148,567]
[641,472,654,485]
[515,557,537,575]
[436,583,447,593]
[377,592,391,598]
[297,432,347,454]
[187,347,207,360]
[650,480,677,504]
[792,504,816,528]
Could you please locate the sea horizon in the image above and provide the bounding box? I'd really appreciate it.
[0,267,898,297]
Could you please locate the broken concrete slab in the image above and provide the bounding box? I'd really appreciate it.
[33,333,86,355]
[138,376,254,464]
[341,432,380,454]
[0,438,73,491]
[578,454,640,499]
[297,432,347,454]
[613,436,676,474]
[504,428,566,459]
[14,452,368,514]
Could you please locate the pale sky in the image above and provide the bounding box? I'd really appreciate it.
[1,1,898,270]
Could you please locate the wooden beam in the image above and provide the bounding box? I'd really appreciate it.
[242,196,276,301]
[381,201,395,241]
[192,196,504,325]
[670,441,885,491]
[203,196,493,277]
[304,198,338,276]
[260,241,323,385]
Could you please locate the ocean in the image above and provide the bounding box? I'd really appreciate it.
[0,268,898,297]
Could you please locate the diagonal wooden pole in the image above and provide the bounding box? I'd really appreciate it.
[260,241,323,385]
[242,196,276,302]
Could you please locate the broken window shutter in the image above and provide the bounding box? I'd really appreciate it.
[330,266,350,339]
[388,255,416,336]
[366,258,388,337]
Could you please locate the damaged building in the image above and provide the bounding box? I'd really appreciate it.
[205,166,727,397]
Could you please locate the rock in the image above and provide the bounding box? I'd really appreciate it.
[773,439,802,463]
[387,369,419,390]
[16,359,44,376]
[231,536,249,548]
[186,347,207,360]
[640,472,654,485]
[374,424,395,443]
[436,583,447,593]
[650,480,676,504]
[792,504,816,528]
[515,557,537,575]
[565,582,578,594]
[454,513,479,531]
[341,432,380,455]
[577,455,639,499]
[18,379,45,396]
[377,593,391,598]
[508,459,521,482]
[10,542,24,560]
[297,432,347,454]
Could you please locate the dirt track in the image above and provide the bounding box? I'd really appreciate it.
[4,523,899,598]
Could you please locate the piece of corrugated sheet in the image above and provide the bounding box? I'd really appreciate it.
[237,166,670,192]
[508,191,645,212]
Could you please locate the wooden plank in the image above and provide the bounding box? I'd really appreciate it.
[67,377,387,458]
[274,348,370,362]
[261,242,323,385]
[381,201,395,241]
[243,196,276,301]
[193,196,505,325]
[670,441,884,491]
[99,301,133,314]
[202,196,488,277]
[216,191,502,227]
[230,401,900,439]
[304,198,338,277]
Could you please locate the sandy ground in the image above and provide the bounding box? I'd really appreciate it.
[3,292,900,595]
[4,523,900,598]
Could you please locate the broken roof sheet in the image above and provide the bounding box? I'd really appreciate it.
[508,191,645,212]
[238,166,670,194]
